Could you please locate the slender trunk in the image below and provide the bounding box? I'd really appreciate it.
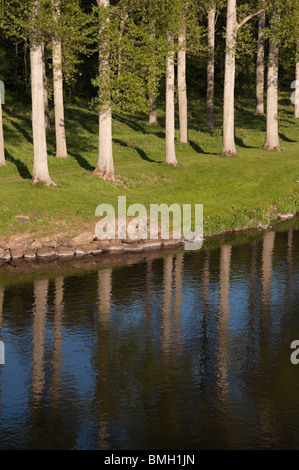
[52,38,68,158]
[256,8,265,114]
[178,26,188,143]
[41,43,51,133]
[264,13,281,151]
[0,101,5,166]
[295,49,299,118]
[30,40,56,185]
[165,33,178,166]
[207,9,216,129]
[94,0,114,181]
[221,0,237,156]
[149,22,159,126]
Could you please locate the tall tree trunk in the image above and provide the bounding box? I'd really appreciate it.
[52,39,67,158]
[41,43,51,133]
[148,22,159,126]
[94,0,114,181]
[30,40,56,186]
[264,11,281,151]
[256,8,265,114]
[0,101,5,166]
[221,0,237,156]
[52,0,68,159]
[295,47,299,119]
[165,33,178,166]
[206,9,216,129]
[178,26,188,143]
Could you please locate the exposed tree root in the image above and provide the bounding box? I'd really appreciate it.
[264,145,282,151]
[32,176,57,186]
[93,167,115,181]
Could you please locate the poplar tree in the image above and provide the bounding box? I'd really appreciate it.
[264,2,281,150]
[256,2,266,115]
[2,0,56,184]
[92,0,165,179]
[222,0,264,156]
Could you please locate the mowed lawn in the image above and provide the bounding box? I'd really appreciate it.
[0,94,298,238]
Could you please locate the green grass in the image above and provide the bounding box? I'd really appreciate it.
[1,93,298,240]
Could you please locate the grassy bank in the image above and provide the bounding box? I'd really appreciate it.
[1,94,298,240]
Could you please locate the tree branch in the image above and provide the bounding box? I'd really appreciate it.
[237,9,264,30]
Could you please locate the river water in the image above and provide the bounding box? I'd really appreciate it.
[0,220,298,450]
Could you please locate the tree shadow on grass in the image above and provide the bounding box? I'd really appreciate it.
[68,152,95,172]
[6,118,33,145]
[279,133,297,143]
[113,138,162,164]
[5,150,32,180]
[113,114,148,135]
[189,140,218,155]
[65,108,98,135]
[235,136,259,149]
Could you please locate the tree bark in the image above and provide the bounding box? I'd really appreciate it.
[30,40,56,185]
[0,101,5,166]
[52,4,68,159]
[94,0,114,181]
[165,33,178,166]
[264,11,281,151]
[148,22,159,126]
[41,43,51,133]
[206,9,216,129]
[178,26,188,143]
[221,0,237,156]
[256,8,265,114]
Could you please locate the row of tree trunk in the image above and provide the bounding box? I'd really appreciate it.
[0,0,298,182]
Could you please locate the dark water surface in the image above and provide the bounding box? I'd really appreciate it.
[0,222,299,450]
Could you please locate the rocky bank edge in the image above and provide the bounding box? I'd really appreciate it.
[0,211,296,263]
[0,227,187,263]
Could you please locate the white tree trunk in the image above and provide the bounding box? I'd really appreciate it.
[207,9,216,129]
[94,0,114,181]
[165,33,178,166]
[178,27,188,143]
[53,39,68,158]
[30,41,56,185]
[41,43,51,133]
[264,33,281,150]
[295,56,299,119]
[0,102,5,166]
[221,0,237,156]
[148,22,159,126]
[256,9,265,114]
